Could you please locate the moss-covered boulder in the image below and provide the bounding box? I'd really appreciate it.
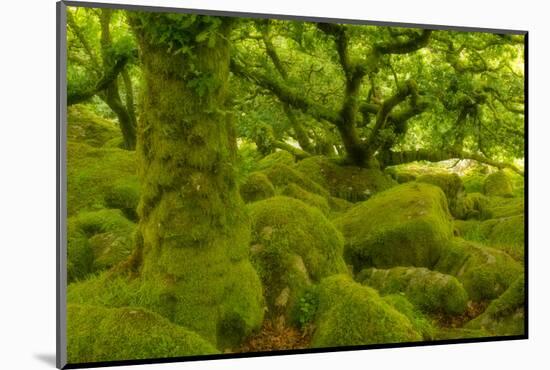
[281,183,330,215]
[483,171,514,197]
[384,166,417,184]
[483,196,524,219]
[67,224,94,283]
[256,150,295,171]
[357,267,468,315]
[382,294,435,340]
[311,275,422,347]
[67,271,137,307]
[67,105,121,148]
[239,172,276,203]
[104,182,140,221]
[465,275,525,336]
[454,192,489,220]
[435,238,523,301]
[67,304,218,363]
[248,196,347,321]
[262,164,329,197]
[485,215,525,260]
[67,142,139,216]
[334,182,453,271]
[67,209,136,283]
[453,216,524,261]
[294,156,395,202]
[416,173,464,216]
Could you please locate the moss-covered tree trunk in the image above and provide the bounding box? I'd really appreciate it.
[130,15,264,348]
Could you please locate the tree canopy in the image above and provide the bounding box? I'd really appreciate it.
[66,8,524,174]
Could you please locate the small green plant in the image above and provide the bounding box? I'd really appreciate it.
[294,289,319,328]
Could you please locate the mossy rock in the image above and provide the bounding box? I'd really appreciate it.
[357,267,469,315]
[67,271,138,307]
[454,192,489,220]
[239,172,276,203]
[310,275,422,347]
[73,209,135,272]
[248,196,347,321]
[67,141,139,216]
[294,156,395,202]
[416,173,464,216]
[483,171,514,197]
[67,209,136,282]
[485,215,525,260]
[255,150,295,171]
[281,183,330,215]
[67,224,94,283]
[385,166,418,184]
[104,182,141,221]
[483,196,524,219]
[261,163,329,197]
[334,182,453,271]
[435,238,523,301]
[67,304,218,364]
[454,216,524,261]
[458,191,524,221]
[382,294,435,340]
[465,275,525,336]
[67,105,121,148]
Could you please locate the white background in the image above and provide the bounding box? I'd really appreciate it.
[0,0,547,369]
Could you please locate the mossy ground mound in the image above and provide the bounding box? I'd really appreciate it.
[483,170,514,197]
[67,304,218,363]
[435,238,523,301]
[67,142,139,216]
[310,275,422,347]
[281,183,330,215]
[67,105,121,148]
[416,173,464,216]
[67,209,136,282]
[357,267,468,315]
[294,156,395,202]
[248,196,347,321]
[327,196,354,213]
[255,150,295,171]
[334,182,453,271]
[466,275,525,336]
[434,327,490,340]
[261,164,329,197]
[240,172,276,203]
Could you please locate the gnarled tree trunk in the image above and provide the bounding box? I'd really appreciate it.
[130,15,264,348]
